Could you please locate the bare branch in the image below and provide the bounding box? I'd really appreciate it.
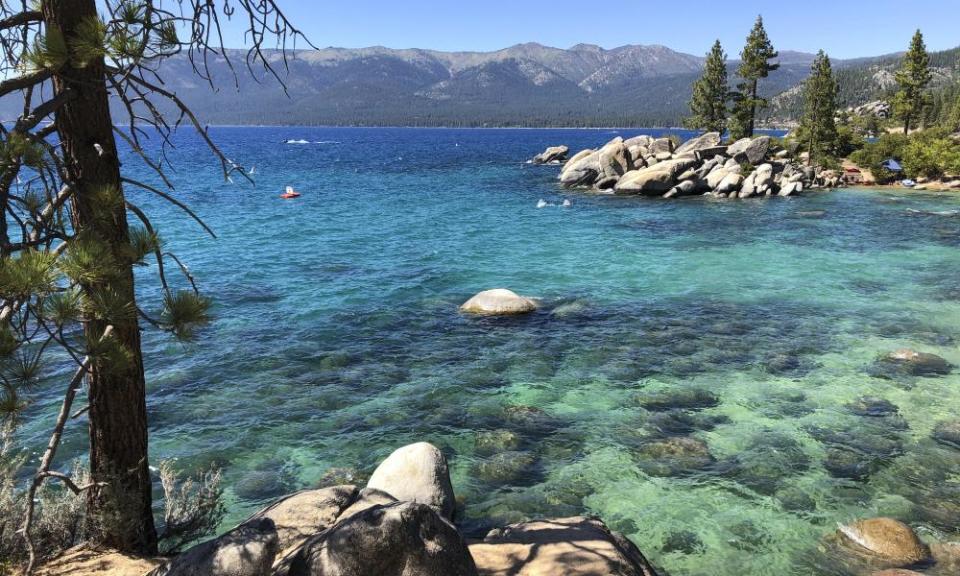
[0,68,51,98]
[121,177,216,239]
[0,10,42,30]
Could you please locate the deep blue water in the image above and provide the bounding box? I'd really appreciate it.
[18,127,960,576]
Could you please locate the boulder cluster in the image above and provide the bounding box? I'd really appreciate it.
[148,442,659,576]
[535,132,844,198]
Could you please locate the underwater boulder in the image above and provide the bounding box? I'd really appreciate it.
[640,388,720,412]
[835,518,932,570]
[847,396,900,418]
[878,349,952,376]
[637,436,715,477]
[473,451,537,484]
[475,429,522,455]
[459,289,537,315]
[932,420,960,449]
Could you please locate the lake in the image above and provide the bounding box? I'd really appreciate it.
[18,127,960,576]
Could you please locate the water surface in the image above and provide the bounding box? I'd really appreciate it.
[19,127,960,576]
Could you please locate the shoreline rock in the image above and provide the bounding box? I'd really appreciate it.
[550,132,844,199]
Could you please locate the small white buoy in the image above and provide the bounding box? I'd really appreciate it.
[562,199,572,207]
[536,199,548,209]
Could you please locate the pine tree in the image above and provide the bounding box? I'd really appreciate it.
[0,0,307,562]
[893,29,933,134]
[799,51,840,165]
[730,15,779,139]
[686,40,729,134]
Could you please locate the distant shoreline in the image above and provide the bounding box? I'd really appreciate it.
[177,124,791,132]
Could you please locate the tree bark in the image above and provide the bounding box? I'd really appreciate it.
[43,0,157,554]
[749,79,758,138]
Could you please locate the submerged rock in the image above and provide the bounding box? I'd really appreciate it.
[726,432,810,495]
[637,436,715,477]
[836,518,932,570]
[366,442,456,520]
[472,451,537,484]
[932,420,960,449]
[475,429,522,455]
[878,349,952,376]
[469,517,659,576]
[460,289,537,315]
[847,396,900,417]
[640,388,720,412]
[662,530,705,555]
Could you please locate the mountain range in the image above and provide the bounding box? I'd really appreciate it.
[4,42,959,127]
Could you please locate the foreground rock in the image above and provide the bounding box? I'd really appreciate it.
[285,501,478,576]
[460,289,537,315]
[531,145,568,165]
[550,133,843,199]
[469,516,658,576]
[833,518,932,571]
[242,485,358,556]
[152,518,279,576]
[367,442,457,520]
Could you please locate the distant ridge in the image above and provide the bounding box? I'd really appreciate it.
[2,42,957,127]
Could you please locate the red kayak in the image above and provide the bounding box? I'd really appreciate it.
[280,186,301,199]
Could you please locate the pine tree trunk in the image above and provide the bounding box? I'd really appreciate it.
[749,79,758,138]
[43,0,158,554]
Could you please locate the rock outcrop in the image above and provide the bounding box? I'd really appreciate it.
[469,517,658,576]
[553,133,842,199]
[151,518,279,576]
[285,502,478,576]
[366,442,457,520]
[460,289,537,315]
[241,485,358,556]
[531,145,568,165]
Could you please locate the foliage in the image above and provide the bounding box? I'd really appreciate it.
[893,30,933,134]
[797,51,840,166]
[730,15,779,139]
[1,428,88,570]
[0,0,308,563]
[158,461,225,554]
[685,40,729,134]
[849,129,960,181]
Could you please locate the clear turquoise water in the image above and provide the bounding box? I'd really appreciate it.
[18,127,960,575]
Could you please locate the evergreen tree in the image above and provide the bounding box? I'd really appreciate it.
[729,15,779,139]
[685,40,729,134]
[0,0,307,563]
[893,29,933,134]
[799,51,840,165]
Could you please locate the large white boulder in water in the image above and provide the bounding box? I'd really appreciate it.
[366,442,456,520]
[460,289,537,315]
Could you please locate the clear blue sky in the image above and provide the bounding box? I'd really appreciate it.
[229,0,958,58]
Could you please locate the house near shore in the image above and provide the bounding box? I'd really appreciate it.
[843,167,864,185]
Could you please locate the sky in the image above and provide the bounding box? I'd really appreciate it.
[220,0,959,59]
